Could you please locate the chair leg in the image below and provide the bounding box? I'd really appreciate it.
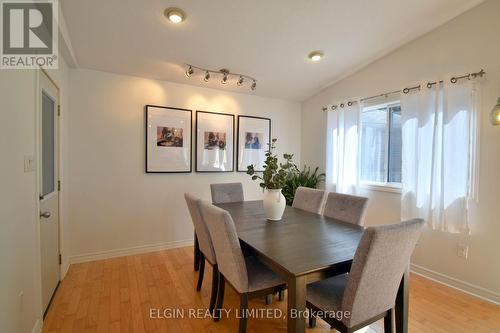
[209,264,219,314]
[214,275,225,322]
[194,232,200,271]
[265,294,273,305]
[384,308,393,333]
[196,254,205,291]
[308,309,317,328]
[278,290,285,301]
[239,294,249,333]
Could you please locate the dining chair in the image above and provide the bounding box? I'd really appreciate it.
[199,200,287,333]
[323,192,369,226]
[292,187,325,214]
[194,183,244,272]
[210,182,280,304]
[210,182,244,204]
[306,219,424,333]
[184,193,219,314]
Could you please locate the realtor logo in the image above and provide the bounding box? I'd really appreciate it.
[1,0,58,69]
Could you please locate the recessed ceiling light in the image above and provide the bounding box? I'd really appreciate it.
[164,7,186,24]
[308,51,324,62]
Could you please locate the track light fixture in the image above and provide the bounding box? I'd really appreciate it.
[185,65,194,77]
[183,64,257,91]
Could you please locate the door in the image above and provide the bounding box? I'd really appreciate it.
[39,71,60,314]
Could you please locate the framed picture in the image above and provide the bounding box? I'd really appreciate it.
[145,105,192,173]
[237,115,271,172]
[196,111,235,172]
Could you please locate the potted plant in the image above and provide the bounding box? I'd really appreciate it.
[247,139,295,220]
[282,166,326,206]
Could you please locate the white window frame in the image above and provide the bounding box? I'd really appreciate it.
[360,101,402,193]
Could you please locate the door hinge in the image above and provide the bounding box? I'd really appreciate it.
[58,180,61,191]
[59,254,62,265]
[57,105,61,116]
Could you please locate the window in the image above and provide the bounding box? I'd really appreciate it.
[360,102,402,187]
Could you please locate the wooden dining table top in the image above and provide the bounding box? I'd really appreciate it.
[215,200,364,278]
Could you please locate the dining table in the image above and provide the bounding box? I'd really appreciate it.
[212,200,409,333]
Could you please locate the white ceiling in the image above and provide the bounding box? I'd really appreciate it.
[61,0,484,101]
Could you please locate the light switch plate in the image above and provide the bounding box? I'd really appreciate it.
[24,155,35,172]
[457,244,469,259]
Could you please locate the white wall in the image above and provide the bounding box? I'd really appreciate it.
[0,58,69,332]
[67,69,301,260]
[301,0,500,301]
[0,69,39,333]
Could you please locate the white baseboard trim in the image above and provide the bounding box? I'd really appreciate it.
[411,263,500,305]
[61,257,70,279]
[31,318,42,333]
[69,239,194,264]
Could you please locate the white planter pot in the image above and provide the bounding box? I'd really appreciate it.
[263,188,286,221]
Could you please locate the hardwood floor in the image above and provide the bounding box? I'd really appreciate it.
[43,247,500,333]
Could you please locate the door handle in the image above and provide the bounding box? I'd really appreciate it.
[40,211,51,219]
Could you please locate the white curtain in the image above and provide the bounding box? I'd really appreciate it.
[325,101,361,194]
[400,79,479,233]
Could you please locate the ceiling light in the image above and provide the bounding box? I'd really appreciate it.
[204,71,210,82]
[308,51,324,62]
[185,65,194,77]
[165,7,186,24]
[491,97,500,126]
[251,80,257,91]
[237,76,244,86]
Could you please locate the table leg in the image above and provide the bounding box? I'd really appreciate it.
[395,266,409,333]
[287,275,306,333]
[194,232,200,271]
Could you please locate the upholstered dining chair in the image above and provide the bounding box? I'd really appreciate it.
[210,182,280,304]
[323,192,369,226]
[292,187,325,214]
[307,219,424,333]
[210,182,244,204]
[199,200,287,333]
[194,183,244,272]
[184,193,219,314]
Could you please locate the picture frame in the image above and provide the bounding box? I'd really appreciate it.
[145,105,192,173]
[237,115,271,172]
[195,111,235,172]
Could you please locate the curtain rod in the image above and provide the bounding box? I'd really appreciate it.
[322,69,485,112]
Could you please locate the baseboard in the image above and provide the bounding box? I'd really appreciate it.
[61,257,70,279]
[31,318,42,333]
[411,263,500,305]
[69,239,194,264]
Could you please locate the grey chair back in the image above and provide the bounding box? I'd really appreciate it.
[210,182,244,204]
[292,187,325,214]
[323,192,368,226]
[184,193,216,264]
[199,200,249,293]
[342,219,424,327]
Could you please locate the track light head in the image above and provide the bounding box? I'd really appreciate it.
[204,71,210,82]
[185,65,194,77]
[251,80,257,91]
[237,76,244,86]
[220,69,229,84]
